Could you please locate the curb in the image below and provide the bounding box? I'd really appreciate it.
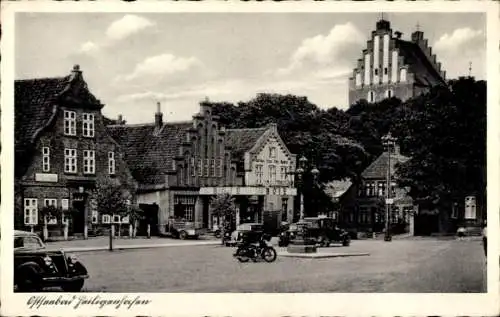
[46,241,221,253]
[278,252,370,259]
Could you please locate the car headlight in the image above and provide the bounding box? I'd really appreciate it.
[67,254,78,264]
[43,255,53,267]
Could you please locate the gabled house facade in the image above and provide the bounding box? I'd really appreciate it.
[354,145,416,235]
[107,101,297,235]
[14,65,136,238]
[348,18,447,105]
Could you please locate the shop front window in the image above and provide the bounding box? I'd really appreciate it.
[174,196,196,221]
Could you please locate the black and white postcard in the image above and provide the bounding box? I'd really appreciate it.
[1,1,498,316]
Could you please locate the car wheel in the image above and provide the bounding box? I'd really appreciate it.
[342,238,350,246]
[17,268,42,292]
[61,279,84,292]
[214,230,221,238]
[179,231,188,240]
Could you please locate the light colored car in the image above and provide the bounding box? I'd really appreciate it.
[227,223,264,247]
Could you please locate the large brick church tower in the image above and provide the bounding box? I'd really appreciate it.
[348,18,447,105]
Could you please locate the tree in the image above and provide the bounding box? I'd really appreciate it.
[95,177,135,248]
[210,193,237,245]
[393,78,486,232]
[126,204,145,238]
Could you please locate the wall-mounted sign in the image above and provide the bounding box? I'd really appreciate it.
[35,173,58,183]
[199,186,297,196]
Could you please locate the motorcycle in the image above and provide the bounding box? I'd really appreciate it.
[233,234,277,263]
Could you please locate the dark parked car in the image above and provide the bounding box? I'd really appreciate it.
[279,217,351,247]
[14,230,89,292]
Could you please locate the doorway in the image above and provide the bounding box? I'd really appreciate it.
[72,200,85,234]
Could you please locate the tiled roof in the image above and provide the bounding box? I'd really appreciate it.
[107,122,192,185]
[15,76,69,152]
[396,39,446,87]
[323,180,353,199]
[225,127,268,159]
[362,151,409,179]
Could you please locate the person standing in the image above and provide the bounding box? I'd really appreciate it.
[482,221,487,257]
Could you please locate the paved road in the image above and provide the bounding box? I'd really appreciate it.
[72,239,485,293]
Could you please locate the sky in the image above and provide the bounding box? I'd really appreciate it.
[15,12,486,124]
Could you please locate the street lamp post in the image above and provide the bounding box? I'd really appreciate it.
[297,156,308,220]
[382,133,396,242]
[287,156,320,254]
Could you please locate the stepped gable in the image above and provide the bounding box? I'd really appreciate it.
[224,127,268,160]
[107,121,192,185]
[395,39,446,87]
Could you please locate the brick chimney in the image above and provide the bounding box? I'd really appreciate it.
[117,114,124,125]
[155,101,163,130]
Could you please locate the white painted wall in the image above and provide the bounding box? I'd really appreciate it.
[364,53,371,85]
[373,36,380,84]
[391,50,399,83]
[382,34,390,83]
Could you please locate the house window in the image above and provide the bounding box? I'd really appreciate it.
[82,113,95,137]
[217,158,223,177]
[269,165,276,183]
[391,207,399,224]
[374,68,379,76]
[377,182,386,196]
[384,67,388,75]
[102,214,111,224]
[400,68,407,82]
[24,198,38,225]
[365,182,375,197]
[91,210,99,224]
[198,159,203,176]
[64,148,77,173]
[83,150,95,174]
[191,158,196,176]
[282,198,288,222]
[255,164,263,184]
[385,89,394,98]
[211,159,216,176]
[108,151,115,175]
[42,147,50,172]
[174,196,196,221]
[269,147,277,159]
[280,166,287,182]
[367,91,375,103]
[61,199,69,210]
[204,158,210,177]
[44,199,57,207]
[358,207,370,224]
[112,214,121,223]
[63,110,76,136]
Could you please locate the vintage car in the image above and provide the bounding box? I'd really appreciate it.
[226,223,265,247]
[279,217,351,247]
[14,230,89,292]
[165,218,207,240]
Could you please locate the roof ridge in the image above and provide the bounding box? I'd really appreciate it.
[107,123,155,128]
[15,76,69,82]
[226,127,268,131]
[107,120,193,128]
